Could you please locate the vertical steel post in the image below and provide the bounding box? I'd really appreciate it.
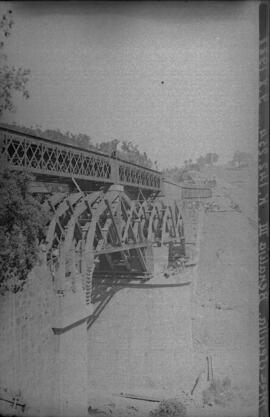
[110,158,119,184]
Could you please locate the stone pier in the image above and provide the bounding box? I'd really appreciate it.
[88,246,194,401]
[0,266,92,417]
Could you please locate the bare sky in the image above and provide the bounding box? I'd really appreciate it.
[1,1,259,168]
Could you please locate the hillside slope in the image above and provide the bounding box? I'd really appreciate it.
[191,163,259,416]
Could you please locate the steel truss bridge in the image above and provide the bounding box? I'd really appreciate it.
[0,126,211,318]
[0,126,162,192]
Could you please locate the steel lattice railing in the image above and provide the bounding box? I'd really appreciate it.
[0,127,162,191]
[181,185,212,199]
[118,160,161,190]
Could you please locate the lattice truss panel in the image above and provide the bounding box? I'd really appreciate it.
[43,189,185,304]
[181,186,212,199]
[118,161,161,190]
[1,131,111,180]
[0,129,162,191]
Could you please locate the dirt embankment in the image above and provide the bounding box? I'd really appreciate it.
[190,164,259,417]
[87,165,259,417]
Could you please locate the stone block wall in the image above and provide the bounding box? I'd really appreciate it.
[88,282,194,399]
[0,265,89,417]
[0,266,59,416]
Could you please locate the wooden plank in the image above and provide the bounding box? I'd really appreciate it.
[113,392,161,402]
[0,396,26,410]
[94,242,148,255]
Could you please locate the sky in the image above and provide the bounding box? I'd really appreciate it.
[0,1,259,168]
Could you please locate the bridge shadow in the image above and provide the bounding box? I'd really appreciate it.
[87,275,142,330]
[86,271,192,331]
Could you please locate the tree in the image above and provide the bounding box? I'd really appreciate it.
[196,153,219,168]
[212,153,219,164]
[97,139,153,168]
[1,122,96,151]
[162,166,195,183]
[196,155,205,168]
[232,150,253,168]
[0,11,49,295]
[0,9,30,116]
[204,153,218,166]
[98,139,120,156]
[120,140,153,168]
[0,169,49,294]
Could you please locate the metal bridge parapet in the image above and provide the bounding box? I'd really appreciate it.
[0,127,162,192]
[117,159,161,190]
[180,185,212,199]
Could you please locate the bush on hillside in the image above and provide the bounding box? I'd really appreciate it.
[149,399,187,417]
[202,377,235,407]
[0,168,49,294]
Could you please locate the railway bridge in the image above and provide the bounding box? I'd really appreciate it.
[0,126,212,416]
[0,126,211,303]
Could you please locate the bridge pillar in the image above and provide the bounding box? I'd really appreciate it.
[52,287,93,417]
[52,244,94,417]
[55,320,89,417]
[110,158,119,184]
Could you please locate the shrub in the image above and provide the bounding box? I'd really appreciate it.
[202,377,234,407]
[149,399,187,417]
[0,168,49,294]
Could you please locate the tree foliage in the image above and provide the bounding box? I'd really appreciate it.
[163,166,194,184]
[0,10,45,294]
[196,153,219,168]
[120,140,153,168]
[8,124,96,150]
[97,139,153,168]
[163,152,219,184]
[231,150,253,168]
[0,169,49,294]
[0,9,30,116]
[97,138,119,155]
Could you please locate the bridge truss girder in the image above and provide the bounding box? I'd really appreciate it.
[44,188,185,305]
[0,127,162,192]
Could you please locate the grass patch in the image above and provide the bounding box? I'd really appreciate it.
[202,377,235,407]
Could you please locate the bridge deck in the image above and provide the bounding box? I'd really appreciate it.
[0,127,162,192]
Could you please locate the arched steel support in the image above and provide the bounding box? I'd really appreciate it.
[44,188,186,304]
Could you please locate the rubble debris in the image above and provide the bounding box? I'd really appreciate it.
[214,302,233,311]
[88,405,108,416]
[149,398,187,417]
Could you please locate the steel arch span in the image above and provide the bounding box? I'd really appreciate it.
[43,187,186,305]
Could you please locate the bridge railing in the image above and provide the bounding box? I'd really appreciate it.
[163,178,212,201]
[180,185,212,199]
[0,127,162,191]
[118,159,161,190]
